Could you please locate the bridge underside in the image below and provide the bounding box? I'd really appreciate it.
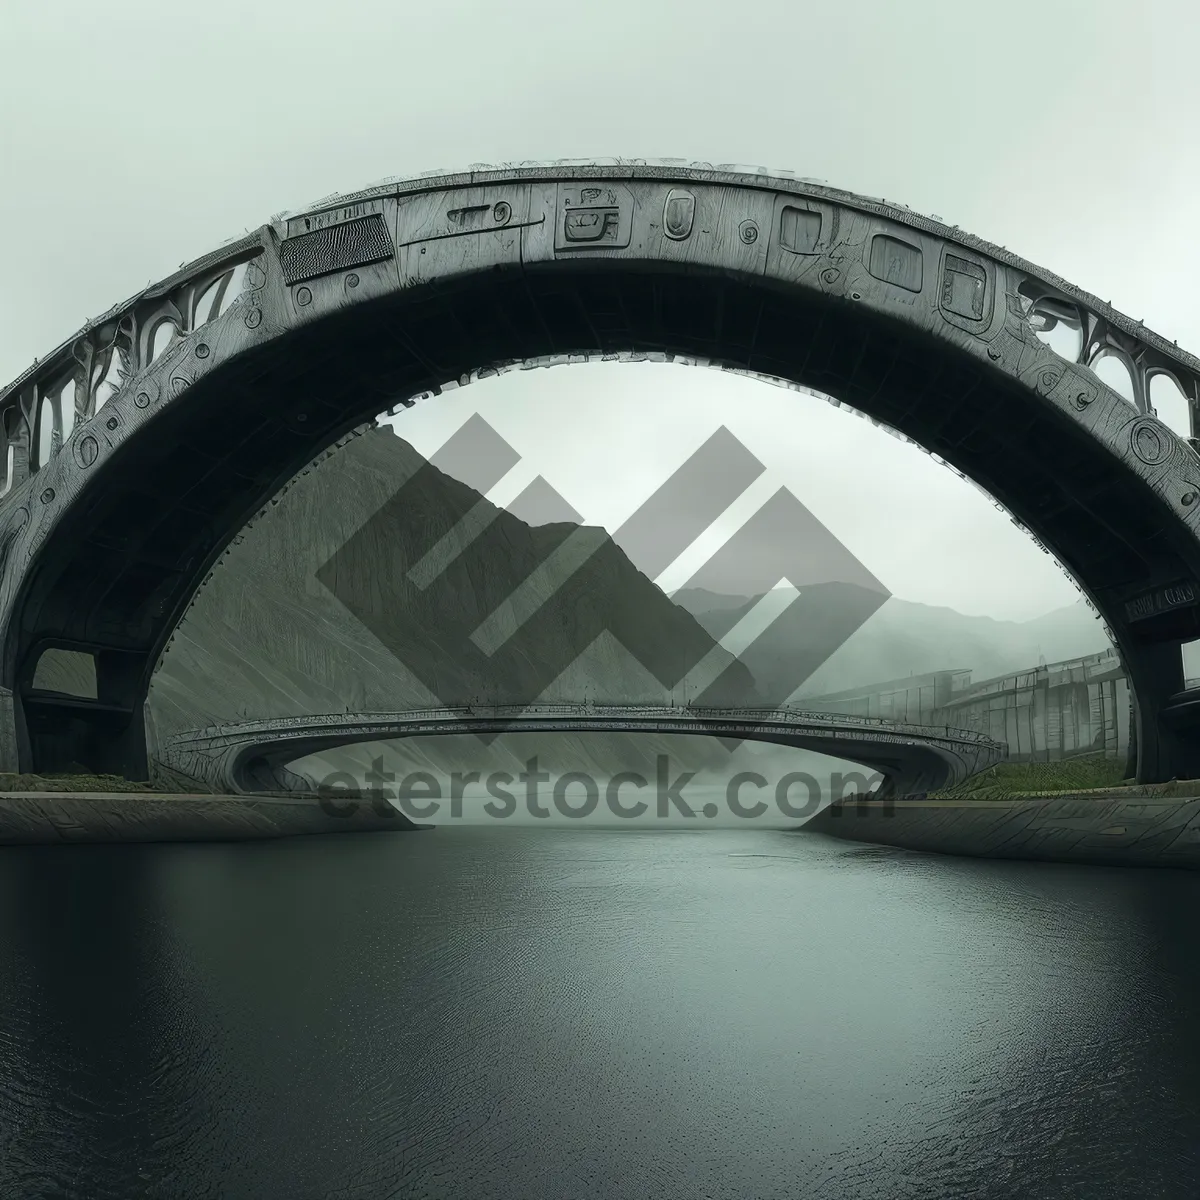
[5,167,1200,786]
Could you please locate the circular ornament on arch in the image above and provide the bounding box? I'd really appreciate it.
[74,434,100,469]
[1036,368,1061,394]
[1129,416,1175,466]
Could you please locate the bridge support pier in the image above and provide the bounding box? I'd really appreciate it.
[1128,642,1200,785]
[17,698,147,780]
[0,688,18,775]
[12,646,150,780]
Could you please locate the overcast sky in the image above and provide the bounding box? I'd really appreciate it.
[2,0,1197,621]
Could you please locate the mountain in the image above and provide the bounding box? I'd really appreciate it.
[1018,601,1117,666]
[671,588,757,618]
[146,426,759,781]
[679,587,1114,700]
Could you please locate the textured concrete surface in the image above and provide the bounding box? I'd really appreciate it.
[0,792,420,845]
[804,792,1200,868]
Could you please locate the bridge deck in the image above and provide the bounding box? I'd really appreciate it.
[153,705,1007,797]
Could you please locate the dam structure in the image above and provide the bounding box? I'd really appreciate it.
[806,648,1133,766]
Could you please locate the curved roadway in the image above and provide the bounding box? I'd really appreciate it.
[151,704,1007,797]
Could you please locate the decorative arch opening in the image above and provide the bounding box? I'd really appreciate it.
[1150,371,1192,440]
[35,391,56,471]
[191,262,250,331]
[1088,350,1138,406]
[91,345,129,413]
[147,318,177,366]
[1026,296,1085,363]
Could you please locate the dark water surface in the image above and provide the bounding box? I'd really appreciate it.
[1,826,1198,1198]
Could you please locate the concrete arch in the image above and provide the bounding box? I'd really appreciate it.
[3,162,1200,782]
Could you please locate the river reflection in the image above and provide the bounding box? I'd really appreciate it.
[0,826,1196,1198]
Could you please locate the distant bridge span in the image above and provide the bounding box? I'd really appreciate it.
[150,704,1008,797]
[4,161,1200,783]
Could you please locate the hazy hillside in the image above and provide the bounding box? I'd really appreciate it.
[147,426,759,778]
[671,588,756,616]
[142,423,1119,786]
[675,587,1114,700]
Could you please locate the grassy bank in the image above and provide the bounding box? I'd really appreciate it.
[930,753,1130,800]
[0,773,160,793]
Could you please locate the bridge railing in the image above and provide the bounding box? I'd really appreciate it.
[0,239,265,494]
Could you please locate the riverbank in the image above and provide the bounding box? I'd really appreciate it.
[7,766,1200,864]
[804,784,1200,868]
[0,790,419,844]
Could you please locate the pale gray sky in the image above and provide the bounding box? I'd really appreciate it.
[385,366,1074,620]
[3,0,1198,621]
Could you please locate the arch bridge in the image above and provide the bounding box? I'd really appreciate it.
[150,705,1008,797]
[3,162,1200,783]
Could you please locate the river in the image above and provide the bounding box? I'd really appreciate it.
[0,821,1197,1197]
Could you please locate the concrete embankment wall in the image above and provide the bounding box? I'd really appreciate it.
[0,792,419,844]
[802,793,1200,868]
